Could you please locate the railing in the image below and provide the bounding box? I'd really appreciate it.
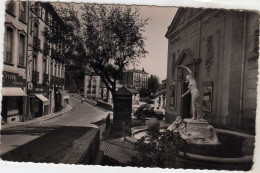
[51,76,65,86]
[33,37,41,50]
[32,70,39,84]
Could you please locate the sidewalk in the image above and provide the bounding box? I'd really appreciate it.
[1,105,72,130]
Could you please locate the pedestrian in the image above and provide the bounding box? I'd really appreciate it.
[81,97,84,103]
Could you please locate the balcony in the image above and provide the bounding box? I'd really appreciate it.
[43,43,50,55]
[43,73,49,84]
[51,76,64,86]
[32,70,39,84]
[33,37,41,51]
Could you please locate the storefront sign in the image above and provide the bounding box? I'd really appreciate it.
[2,71,26,87]
[202,81,213,112]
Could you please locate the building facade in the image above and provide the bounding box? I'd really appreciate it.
[26,2,66,119]
[2,1,28,123]
[123,68,148,90]
[84,72,101,101]
[165,8,259,134]
[1,1,66,124]
[151,89,166,111]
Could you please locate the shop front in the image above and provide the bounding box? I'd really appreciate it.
[1,71,26,123]
[28,85,50,118]
[57,89,70,107]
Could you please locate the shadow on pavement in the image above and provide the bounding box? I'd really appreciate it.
[1,126,58,136]
[1,126,94,164]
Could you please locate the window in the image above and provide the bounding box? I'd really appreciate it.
[33,55,37,71]
[18,34,25,67]
[5,27,13,64]
[34,2,41,16]
[6,0,15,15]
[33,23,39,38]
[45,10,49,23]
[43,58,47,74]
[54,64,57,76]
[51,62,53,75]
[19,1,26,22]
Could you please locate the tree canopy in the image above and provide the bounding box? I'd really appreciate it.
[81,4,148,97]
[148,75,160,94]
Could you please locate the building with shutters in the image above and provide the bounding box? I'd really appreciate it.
[2,1,29,123]
[123,68,149,90]
[26,2,67,118]
[1,1,67,124]
[165,8,259,134]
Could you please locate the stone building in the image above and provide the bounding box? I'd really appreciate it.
[84,72,101,101]
[165,8,259,134]
[1,1,67,124]
[123,68,148,90]
[2,1,28,123]
[26,2,66,119]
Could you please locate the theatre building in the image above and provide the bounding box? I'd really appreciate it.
[2,1,28,123]
[165,8,259,134]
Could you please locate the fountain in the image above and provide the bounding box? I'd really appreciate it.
[125,66,254,170]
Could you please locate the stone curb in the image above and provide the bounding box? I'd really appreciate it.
[1,105,72,130]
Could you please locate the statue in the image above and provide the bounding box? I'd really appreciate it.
[181,66,201,120]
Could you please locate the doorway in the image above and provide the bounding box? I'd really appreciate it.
[182,81,191,119]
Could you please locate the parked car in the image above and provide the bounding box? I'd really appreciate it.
[133,104,165,120]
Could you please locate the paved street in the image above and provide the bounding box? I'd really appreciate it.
[0,97,108,156]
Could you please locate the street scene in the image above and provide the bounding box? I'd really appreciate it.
[0,1,259,171]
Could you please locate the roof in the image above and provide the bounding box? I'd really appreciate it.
[125,68,148,74]
[165,8,205,38]
[127,88,139,94]
[114,86,132,96]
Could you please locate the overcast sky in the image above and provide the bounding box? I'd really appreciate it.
[54,3,178,82]
[134,6,177,81]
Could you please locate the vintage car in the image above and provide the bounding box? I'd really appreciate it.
[133,104,165,120]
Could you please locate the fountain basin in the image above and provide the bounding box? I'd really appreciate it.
[126,125,254,170]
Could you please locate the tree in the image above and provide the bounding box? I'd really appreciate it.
[42,3,87,91]
[139,87,150,98]
[81,4,148,103]
[148,75,160,94]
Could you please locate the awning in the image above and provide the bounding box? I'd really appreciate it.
[35,94,50,105]
[2,87,26,96]
[58,89,70,99]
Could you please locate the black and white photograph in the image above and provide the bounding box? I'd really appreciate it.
[0,0,259,172]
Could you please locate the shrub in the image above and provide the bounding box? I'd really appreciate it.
[128,130,186,168]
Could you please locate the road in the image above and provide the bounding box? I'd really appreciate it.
[0,97,108,156]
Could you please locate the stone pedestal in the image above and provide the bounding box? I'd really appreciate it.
[168,118,220,145]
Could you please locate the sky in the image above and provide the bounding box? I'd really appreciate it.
[53,3,178,82]
[134,6,177,81]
